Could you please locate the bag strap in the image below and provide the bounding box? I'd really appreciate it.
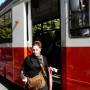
[40,63,47,77]
[37,55,47,77]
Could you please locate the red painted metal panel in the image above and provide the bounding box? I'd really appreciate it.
[62,47,90,90]
[13,47,32,86]
[0,47,32,87]
[13,47,26,86]
[0,48,13,78]
[6,48,13,81]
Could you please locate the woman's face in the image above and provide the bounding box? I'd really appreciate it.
[32,45,41,57]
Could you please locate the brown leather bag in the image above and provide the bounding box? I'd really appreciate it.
[27,72,46,90]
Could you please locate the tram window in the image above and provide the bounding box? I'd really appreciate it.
[69,0,90,38]
[0,10,12,43]
[32,19,60,41]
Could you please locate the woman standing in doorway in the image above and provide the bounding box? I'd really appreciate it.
[21,41,49,90]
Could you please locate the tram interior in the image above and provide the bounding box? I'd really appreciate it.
[31,0,61,89]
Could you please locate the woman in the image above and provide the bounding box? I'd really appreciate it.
[21,41,49,90]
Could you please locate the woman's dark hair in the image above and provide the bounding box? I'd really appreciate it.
[33,41,42,48]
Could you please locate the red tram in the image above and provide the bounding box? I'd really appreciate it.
[0,0,90,90]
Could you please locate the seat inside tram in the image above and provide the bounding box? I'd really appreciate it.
[31,0,61,89]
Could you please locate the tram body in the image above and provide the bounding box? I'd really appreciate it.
[0,0,32,86]
[0,0,90,90]
[61,0,90,90]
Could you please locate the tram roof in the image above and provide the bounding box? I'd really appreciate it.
[0,0,13,11]
[0,0,27,16]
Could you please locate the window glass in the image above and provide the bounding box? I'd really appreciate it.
[0,10,12,43]
[0,16,4,27]
[69,0,90,38]
[43,19,60,31]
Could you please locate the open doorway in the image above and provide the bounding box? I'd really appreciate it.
[31,0,61,89]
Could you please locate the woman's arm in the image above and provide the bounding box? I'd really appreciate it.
[20,70,27,83]
[20,57,29,83]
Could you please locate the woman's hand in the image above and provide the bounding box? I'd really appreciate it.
[20,71,27,83]
[22,76,27,83]
[49,66,58,73]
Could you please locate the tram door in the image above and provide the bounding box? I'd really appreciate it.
[31,0,61,89]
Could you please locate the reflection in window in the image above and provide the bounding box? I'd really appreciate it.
[32,18,60,41]
[0,16,4,27]
[32,24,41,32]
[32,19,60,34]
[0,10,12,43]
[69,0,90,38]
[43,19,60,31]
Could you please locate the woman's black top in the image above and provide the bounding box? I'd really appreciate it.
[22,55,48,78]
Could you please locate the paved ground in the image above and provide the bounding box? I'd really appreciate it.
[0,76,24,90]
[0,83,8,90]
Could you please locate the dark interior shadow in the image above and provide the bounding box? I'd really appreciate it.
[0,76,24,90]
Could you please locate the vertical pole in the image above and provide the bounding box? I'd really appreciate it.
[28,0,32,47]
[60,0,69,90]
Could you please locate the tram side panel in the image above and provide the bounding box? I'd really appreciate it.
[0,45,13,82]
[6,47,13,82]
[0,48,6,77]
[65,35,90,90]
[0,1,32,87]
[61,0,90,89]
[61,46,90,90]
[0,47,12,79]
[12,2,31,86]
[66,47,90,90]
